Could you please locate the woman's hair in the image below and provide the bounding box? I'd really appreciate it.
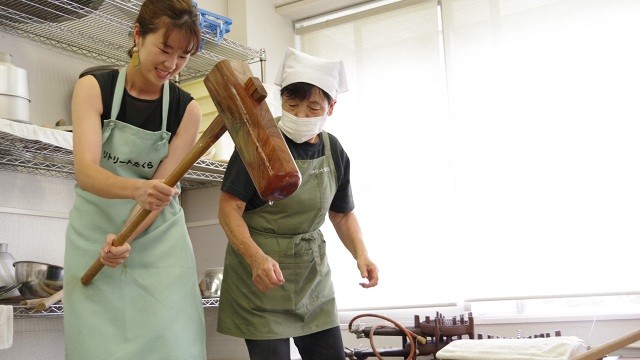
[128,0,201,58]
[280,82,333,104]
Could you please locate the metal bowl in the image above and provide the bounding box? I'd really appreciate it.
[199,267,223,298]
[13,261,64,299]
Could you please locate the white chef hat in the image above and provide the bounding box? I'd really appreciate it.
[274,47,348,100]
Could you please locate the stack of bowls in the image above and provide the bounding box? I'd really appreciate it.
[13,261,63,299]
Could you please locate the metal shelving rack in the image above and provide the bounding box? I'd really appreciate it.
[0,0,237,319]
[12,297,220,318]
[0,0,264,82]
[0,130,227,189]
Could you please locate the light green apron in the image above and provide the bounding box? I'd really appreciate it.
[64,68,206,360]
[217,131,339,340]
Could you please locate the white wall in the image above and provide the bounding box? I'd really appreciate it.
[227,0,296,85]
[0,172,71,360]
[0,172,72,266]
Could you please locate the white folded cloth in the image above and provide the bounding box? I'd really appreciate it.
[0,305,13,350]
[0,118,73,150]
[436,336,587,360]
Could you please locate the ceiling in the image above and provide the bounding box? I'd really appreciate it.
[274,0,372,22]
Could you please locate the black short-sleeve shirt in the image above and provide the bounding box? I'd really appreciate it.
[221,130,355,213]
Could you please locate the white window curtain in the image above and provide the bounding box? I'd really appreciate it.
[300,0,454,310]
[440,0,640,302]
[298,0,640,311]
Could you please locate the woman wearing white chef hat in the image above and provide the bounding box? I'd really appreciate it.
[216,47,379,360]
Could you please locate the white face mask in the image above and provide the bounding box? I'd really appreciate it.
[277,111,327,143]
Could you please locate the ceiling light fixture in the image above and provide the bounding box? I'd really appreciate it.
[294,0,403,30]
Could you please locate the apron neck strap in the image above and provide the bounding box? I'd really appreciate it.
[111,68,127,120]
[161,78,169,131]
[321,131,331,158]
[111,68,170,131]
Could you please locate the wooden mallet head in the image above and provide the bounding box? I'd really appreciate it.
[204,59,301,201]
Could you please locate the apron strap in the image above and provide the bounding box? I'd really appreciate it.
[161,82,169,131]
[321,131,332,158]
[321,131,337,180]
[111,68,127,119]
[294,235,325,273]
[249,229,325,273]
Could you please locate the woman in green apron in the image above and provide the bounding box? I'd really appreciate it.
[217,48,380,360]
[63,1,206,359]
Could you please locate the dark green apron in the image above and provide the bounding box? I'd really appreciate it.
[217,131,339,340]
[64,68,206,359]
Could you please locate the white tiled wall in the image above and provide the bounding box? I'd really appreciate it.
[182,186,227,275]
[0,172,71,360]
[0,172,73,266]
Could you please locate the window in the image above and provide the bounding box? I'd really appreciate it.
[302,0,456,310]
[298,0,640,312]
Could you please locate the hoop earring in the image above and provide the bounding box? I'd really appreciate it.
[131,46,140,67]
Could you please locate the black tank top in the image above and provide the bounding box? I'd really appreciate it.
[92,69,194,142]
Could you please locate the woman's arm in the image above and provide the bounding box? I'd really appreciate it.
[329,210,379,288]
[218,191,285,292]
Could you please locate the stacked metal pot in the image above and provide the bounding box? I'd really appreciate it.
[0,52,30,123]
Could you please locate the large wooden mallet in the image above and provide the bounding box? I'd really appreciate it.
[81,59,301,285]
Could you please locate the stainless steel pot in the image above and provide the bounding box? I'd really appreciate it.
[0,52,30,123]
[199,267,223,298]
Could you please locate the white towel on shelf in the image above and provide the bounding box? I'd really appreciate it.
[0,305,13,350]
[436,336,587,360]
[0,118,73,150]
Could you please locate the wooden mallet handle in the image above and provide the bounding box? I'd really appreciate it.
[80,75,266,286]
[570,328,640,360]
